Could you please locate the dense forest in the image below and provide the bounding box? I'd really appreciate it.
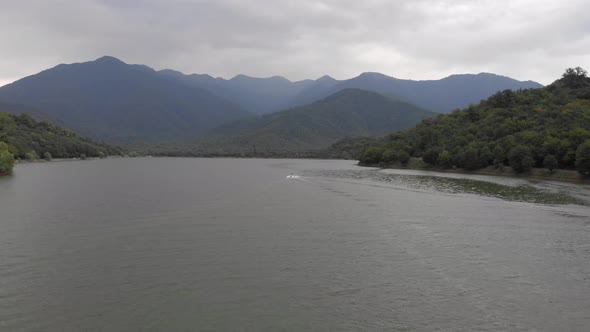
[0,112,124,173]
[358,68,590,177]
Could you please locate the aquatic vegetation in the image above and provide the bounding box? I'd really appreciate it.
[305,169,587,205]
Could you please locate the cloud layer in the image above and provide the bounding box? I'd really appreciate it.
[1,0,589,85]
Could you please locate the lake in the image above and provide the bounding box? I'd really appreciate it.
[1,158,589,331]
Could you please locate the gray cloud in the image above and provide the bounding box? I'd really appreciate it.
[1,0,588,85]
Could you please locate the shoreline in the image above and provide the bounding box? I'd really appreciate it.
[359,163,590,185]
[9,156,589,185]
[14,155,124,165]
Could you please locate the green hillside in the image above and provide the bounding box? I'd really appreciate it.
[358,68,590,176]
[0,112,123,172]
[192,89,435,156]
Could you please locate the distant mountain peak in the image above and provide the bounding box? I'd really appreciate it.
[159,68,183,75]
[443,72,542,86]
[231,74,249,80]
[357,72,392,80]
[94,55,125,64]
[230,74,291,83]
[317,75,336,82]
[269,75,291,82]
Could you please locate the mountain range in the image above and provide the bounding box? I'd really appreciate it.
[0,56,250,142]
[157,67,542,115]
[0,56,543,145]
[189,89,436,155]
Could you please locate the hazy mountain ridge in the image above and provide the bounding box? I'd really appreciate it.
[157,67,542,114]
[0,56,251,142]
[157,69,316,115]
[288,72,543,113]
[189,89,436,155]
[0,56,543,146]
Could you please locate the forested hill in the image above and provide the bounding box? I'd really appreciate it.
[358,67,590,176]
[191,89,435,156]
[0,112,123,161]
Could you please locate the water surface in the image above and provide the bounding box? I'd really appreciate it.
[1,158,589,331]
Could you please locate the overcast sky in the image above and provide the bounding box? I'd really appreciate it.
[1,0,588,86]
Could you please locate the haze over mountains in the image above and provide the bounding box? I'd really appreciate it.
[194,89,436,155]
[0,56,250,142]
[0,56,543,144]
[158,66,542,114]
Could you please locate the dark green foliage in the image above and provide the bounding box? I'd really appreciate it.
[25,151,38,160]
[44,152,52,161]
[381,149,397,163]
[543,155,558,173]
[479,146,494,165]
[359,68,590,173]
[318,136,384,160]
[438,150,453,168]
[576,140,590,177]
[422,147,441,165]
[561,67,588,89]
[360,147,385,164]
[397,151,410,166]
[0,112,123,160]
[0,141,15,174]
[508,146,534,173]
[461,148,481,171]
[492,145,506,164]
[80,154,87,160]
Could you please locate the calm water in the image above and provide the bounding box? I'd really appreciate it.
[1,158,589,331]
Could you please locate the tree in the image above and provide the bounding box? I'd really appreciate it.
[461,148,480,170]
[438,150,452,168]
[0,142,15,174]
[98,151,106,159]
[563,67,587,79]
[522,155,535,172]
[80,154,87,160]
[479,146,494,166]
[25,151,39,160]
[543,155,558,173]
[44,152,52,161]
[422,147,441,166]
[492,144,506,168]
[508,146,534,173]
[562,67,588,88]
[398,151,410,166]
[360,147,384,164]
[575,140,590,177]
[381,149,397,163]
